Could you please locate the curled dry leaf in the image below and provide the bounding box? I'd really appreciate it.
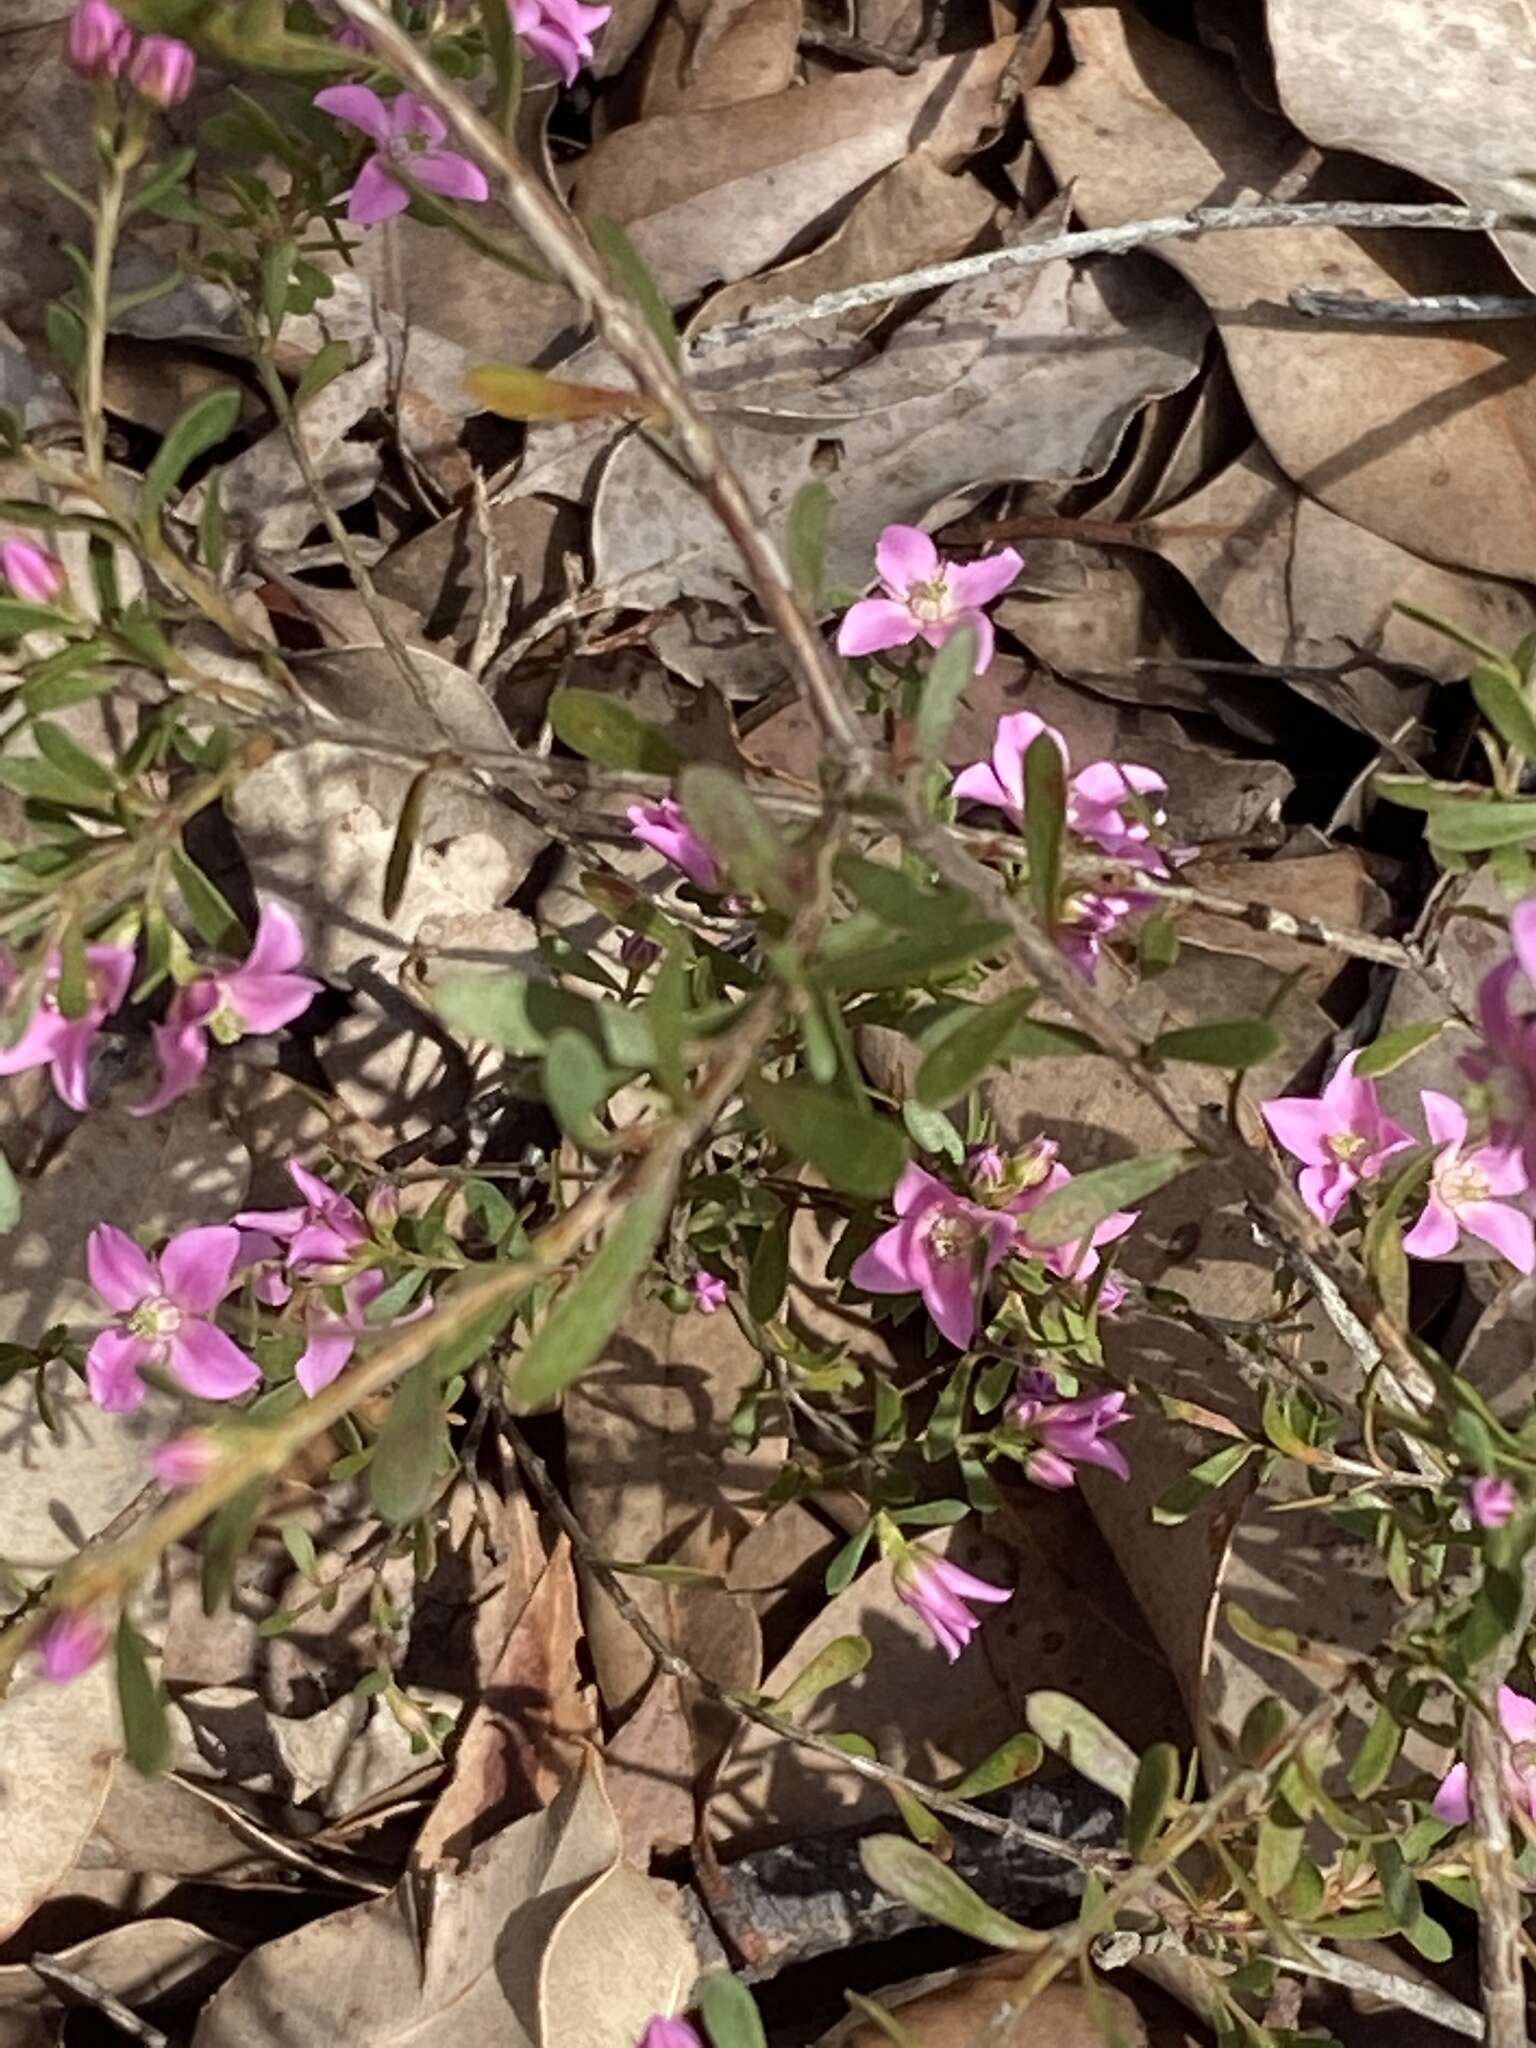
[1027,3,1536,580]
[0,1918,240,2048]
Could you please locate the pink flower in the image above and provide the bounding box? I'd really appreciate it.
[293,1270,432,1397]
[1434,1685,1536,1825]
[152,1431,222,1487]
[1011,1371,1131,1490]
[1260,1052,1413,1225]
[625,798,722,891]
[837,526,1022,674]
[127,34,195,106]
[134,903,322,1116]
[850,1163,1016,1350]
[36,1610,108,1683]
[234,1228,294,1309]
[1010,1163,1139,1284]
[1470,1476,1518,1530]
[637,2021,703,2048]
[314,86,490,226]
[954,712,1169,871]
[236,1160,366,1271]
[1465,900,1536,1174]
[692,1271,728,1313]
[84,1223,260,1411]
[1403,1091,1533,1273]
[968,1144,1005,1189]
[0,942,133,1112]
[66,0,132,78]
[1056,889,1139,980]
[893,1547,1011,1661]
[512,0,612,84]
[0,539,65,604]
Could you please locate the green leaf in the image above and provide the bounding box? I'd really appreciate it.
[1023,730,1064,928]
[1349,1706,1403,1800]
[678,765,801,912]
[1362,1145,1434,1327]
[139,386,243,537]
[748,1203,791,1324]
[747,1077,908,1198]
[1392,600,1509,663]
[696,1972,767,2048]
[0,1149,19,1234]
[1151,1440,1257,1525]
[169,846,244,953]
[948,1732,1043,1798]
[588,214,681,365]
[1355,1020,1444,1080]
[262,237,296,335]
[914,625,976,763]
[1126,1742,1179,1858]
[824,1521,873,1594]
[836,857,971,933]
[281,1520,319,1583]
[478,0,523,131]
[1239,1697,1290,1766]
[769,1634,871,1720]
[0,599,76,641]
[812,923,1009,993]
[114,1616,170,1776]
[549,688,684,774]
[294,337,352,408]
[198,464,227,574]
[1374,772,1483,812]
[435,971,656,1071]
[1148,1018,1281,1069]
[45,301,86,375]
[1428,798,1536,852]
[1138,909,1180,976]
[914,990,1034,1107]
[1018,1149,1191,1252]
[1025,1691,1137,1801]
[902,1099,966,1165]
[369,1359,446,1525]
[1002,1016,1100,1058]
[31,723,115,797]
[542,1027,613,1149]
[1256,1813,1305,1898]
[510,1182,671,1411]
[839,1994,922,2048]
[889,1781,951,1851]
[201,1478,268,1615]
[860,1835,1050,1951]
[1470,658,1536,759]
[382,765,432,922]
[787,481,831,610]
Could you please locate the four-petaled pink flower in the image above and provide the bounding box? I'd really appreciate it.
[837,526,1022,675]
[513,0,613,84]
[1434,1685,1536,1825]
[237,1160,366,1271]
[85,1224,260,1411]
[626,798,722,891]
[127,33,195,107]
[0,942,133,1112]
[1470,1476,1518,1530]
[1464,899,1536,1176]
[893,1547,1012,1661]
[314,86,490,227]
[135,902,322,1116]
[850,1163,1015,1350]
[692,1271,728,1314]
[37,1610,108,1684]
[294,1269,431,1397]
[1403,1090,1534,1273]
[637,2020,703,2048]
[953,712,1169,872]
[1011,1371,1131,1490]
[0,538,65,603]
[1260,1052,1413,1225]
[1056,888,1139,981]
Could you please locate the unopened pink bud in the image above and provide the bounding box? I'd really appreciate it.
[0,540,64,605]
[638,2021,704,2048]
[37,1609,108,1683]
[692,1271,728,1314]
[620,930,662,971]
[67,0,133,78]
[365,1181,400,1230]
[127,33,195,107]
[152,1432,222,1487]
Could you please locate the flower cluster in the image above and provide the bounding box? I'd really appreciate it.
[67,0,195,104]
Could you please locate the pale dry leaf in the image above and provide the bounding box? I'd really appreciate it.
[574,37,1017,299]
[0,1665,120,1945]
[818,1961,1148,2047]
[193,1756,694,2048]
[1268,0,1536,289]
[0,1918,239,2040]
[1027,3,1536,579]
[639,0,803,117]
[602,1672,699,1863]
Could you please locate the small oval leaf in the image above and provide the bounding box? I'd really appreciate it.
[1148,1017,1281,1069]
[1018,1149,1191,1251]
[860,1835,1051,1951]
[746,1077,908,1198]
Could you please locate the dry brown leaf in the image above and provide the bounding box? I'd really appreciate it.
[192,1756,694,2048]
[603,1672,700,1863]
[639,0,803,117]
[574,38,1017,298]
[415,1535,597,1869]
[0,1919,240,2045]
[1027,4,1536,579]
[1268,0,1536,289]
[818,1961,1148,2047]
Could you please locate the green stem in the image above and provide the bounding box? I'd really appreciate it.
[81,113,147,479]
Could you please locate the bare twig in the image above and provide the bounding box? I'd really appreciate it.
[28,1956,167,2047]
[1278,1948,1482,2041]
[691,201,1512,351]
[1464,1555,1536,2047]
[1292,287,1536,325]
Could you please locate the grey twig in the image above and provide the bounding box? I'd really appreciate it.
[692,201,1512,351]
[28,1956,168,2046]
[1291,287,1536,325]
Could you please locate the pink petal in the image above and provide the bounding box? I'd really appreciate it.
[235,1204,305,1241]
[516,16,582,82]
[927,1556,1012,1604]
[160,1225,241,1313]
[227,968,322,1035]
[348,156,410,226]
[850,1221,919,1296]
[1260,1095,1335,1168]
[1071,760,1166,809]
[1461,1200,1536,1274]
[1420,1090,1468,1152]
[921,1254,979,1351]
[391,91,446,146]
[1432,1761,1471,1824]
[1320,1050,1374,1129]
[1499,1687,1536,1744]
[874,524,938,596]
[892,1164,948,1218]
[166,1319,261,1402]
[1075,1433,1131,1482]
[295,1328,356,1397]
[1403,1196,1460,1259]
[1468,1141,1530,1199]
[85,943,135,1013]
[244,903,307,978]
[1297,1163,1350,1224]
[836,598,919,658]
[0,1006,66,1078]
[1026,1449,1078,1490]
[413,150,490,205]
[946,548,1022,610]
[992,712,1063,808]
[86,1327,152,1411]
[48,1020,100,1113]
[313,82,394,144]
[87,1224,156,1312]
[1511,899,1536,990]
[131,1018,209,1116]
[951,762,1014,814]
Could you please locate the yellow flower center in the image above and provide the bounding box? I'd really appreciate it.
[906,574,951,624]
[1441,1163,1490,1208]
[1327,1131,1365,1164]
[926,1214,976,1265]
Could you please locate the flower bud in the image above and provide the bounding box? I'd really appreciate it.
[37,1609,108,1683]
[365,1181,400,1231]
[152,1431,222,1488]
[0,539,65,605]
[619,930,662,971]
[127,34,195,107]
[67,0,133,79]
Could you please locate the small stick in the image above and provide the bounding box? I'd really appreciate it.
[28,1956,168,2046]
[1292,287,1536,325]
